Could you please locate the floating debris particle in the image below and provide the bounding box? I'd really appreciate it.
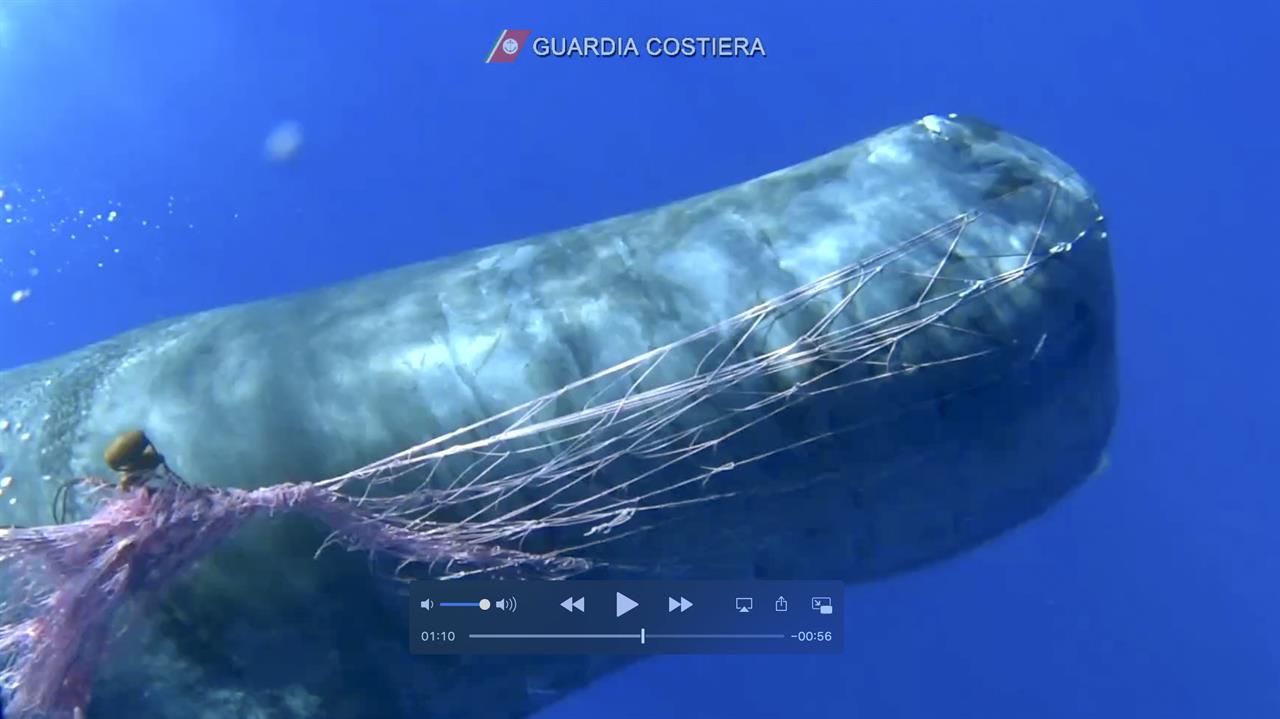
[264,120,304,162]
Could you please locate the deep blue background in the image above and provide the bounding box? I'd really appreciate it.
[1,2,1276,717]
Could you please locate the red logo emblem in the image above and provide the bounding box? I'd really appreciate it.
[486,30,532,63]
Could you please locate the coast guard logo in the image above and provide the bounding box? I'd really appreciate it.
[486,29,531,63]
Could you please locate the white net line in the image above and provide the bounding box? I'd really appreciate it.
[312,178,1099,570]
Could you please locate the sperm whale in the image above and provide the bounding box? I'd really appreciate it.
[0,115,1116,719]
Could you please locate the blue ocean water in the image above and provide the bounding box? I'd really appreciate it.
[0,2,1275,718]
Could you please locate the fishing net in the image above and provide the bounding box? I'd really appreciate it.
[0,177,1103,718]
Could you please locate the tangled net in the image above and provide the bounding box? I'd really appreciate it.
[0,177,1101,718]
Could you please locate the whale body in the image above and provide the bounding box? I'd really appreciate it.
[0,116,1116,718]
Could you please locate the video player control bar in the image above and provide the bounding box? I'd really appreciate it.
[409,580,843,654]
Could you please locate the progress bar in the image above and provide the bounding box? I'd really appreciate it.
[470,631,787,643]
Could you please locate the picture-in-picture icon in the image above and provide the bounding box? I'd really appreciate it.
[811,596,833,615]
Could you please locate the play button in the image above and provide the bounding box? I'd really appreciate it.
[615,592,638,617]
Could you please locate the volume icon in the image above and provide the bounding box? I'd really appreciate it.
[495,596,518,612]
